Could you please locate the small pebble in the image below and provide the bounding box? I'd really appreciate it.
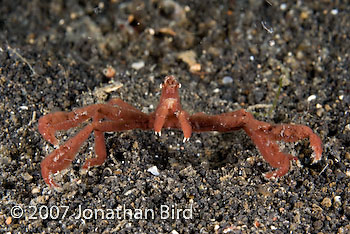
[324,104,332,111]
[124,189,137,196]
[345,152,350,160]
[345,124,350,131]
[346,170,350,177]
[334,196,341,206]
[114,169,122,175]
[213,88,220,93]
[300,11,309,20]
[321,197,332,208]
[19,105,29,110]
[190,63,201,73]
[307,95,316,102]
[331,9,338,15]
[147,166,160,176]
[22,172,33,181]
[280,3,287,11]
[32,187,40,194]
[313,220,323,230]
[36,195,48,204]
[214,224,220,231]
[148,28,155,35]
[177,50,200,73]
[6,216,12,225]
[222,76,233,84]
[103,65,116,78]
[133,141,139,149]
[316,108,324,117]
[131,61,145,70]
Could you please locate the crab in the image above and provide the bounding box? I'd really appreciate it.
[38,75,322,187]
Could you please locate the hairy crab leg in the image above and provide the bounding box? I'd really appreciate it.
[41,124,94,187]
[81,130,107,170]
[243,113,322,178]
[82,112,107,170]
[42,118,151,187]
[190,109,322,178]
[108,98,146,114]
[38,109,90,145]
[38,104,115,145]
[244,125,296,178]
[189,110,247,132]
[38,104,148,145]
[41,110,106,187]
[82,117,151,169]
[40,102,151,187]
[265,124,322,162]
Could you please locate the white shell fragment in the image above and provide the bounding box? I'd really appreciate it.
[307,94,316,102]
[147,166,160,176]
[131,61,145,70]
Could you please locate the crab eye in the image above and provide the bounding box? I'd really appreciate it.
[178,83,181,88]
[160,83,163,89]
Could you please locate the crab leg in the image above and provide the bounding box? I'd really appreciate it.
[38,104,148,145]
[242,114,322,178]
[243,124,296,178]
[38,109,90,145]
[82,118,151,170]
[108,98,146,114]
[190,109,322,178]
[41,118,151,187]
[81,129,106,169]
[40,103,151,187]
[81,111,107,170]
[41,109,105,187]
[189,110,247,132]
[189,111,293,178]
[38,104,113,145]
[263,124,322,162]
[41,124,94,187]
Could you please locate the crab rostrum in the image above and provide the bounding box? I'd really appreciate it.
[38,75,322,187]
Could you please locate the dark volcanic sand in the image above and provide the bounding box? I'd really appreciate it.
[1,1,349,233]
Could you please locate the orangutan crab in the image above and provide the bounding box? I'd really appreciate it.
[38,75,322,187]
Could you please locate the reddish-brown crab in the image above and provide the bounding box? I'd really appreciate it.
[38,75,322,187]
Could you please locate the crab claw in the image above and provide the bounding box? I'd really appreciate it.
[183,137,190,143]
[154,75,192,141]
